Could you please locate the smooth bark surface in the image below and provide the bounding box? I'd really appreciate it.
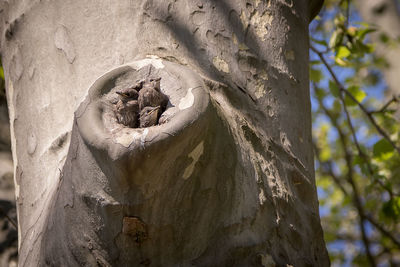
[0,0,328,266]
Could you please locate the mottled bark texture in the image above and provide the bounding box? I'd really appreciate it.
[0,0,328,266]
[354,0,400,95]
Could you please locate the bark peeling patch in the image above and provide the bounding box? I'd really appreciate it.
[10,49,23,82]
[233,33,250,50]
[140,128,149,146]
[122,216,148,244]
[27,131,37,155]
[28,61,35,79]
[239,42,250,51]
[129,57,165,70]
[249,10,273,41]
[115,130,142,148]
[232,33,238,44]
[259,71,268,80]
[212,56,230,73]
[178,88,194,110]
[259,188,267,205]
[280,132,292,152]
[192,11,206,25]
[240,10,248,30]
[254,79,266,99]
[279,0,293,7]
[183,141,204,179]
[54,25,76,64]
[260,253,276,266]
[285,50,295,61]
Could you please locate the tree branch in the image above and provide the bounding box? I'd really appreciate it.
[310,45,400,155]
[365,214,400,248]
[311,47,400,263]
[369,95,399,114]
[0,206,17,230]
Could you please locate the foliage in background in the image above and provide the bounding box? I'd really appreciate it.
[310,1,400,266]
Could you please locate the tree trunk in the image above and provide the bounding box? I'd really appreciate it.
[0,0,328,266]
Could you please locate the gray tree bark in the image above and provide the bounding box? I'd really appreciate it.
[0,0,328,266]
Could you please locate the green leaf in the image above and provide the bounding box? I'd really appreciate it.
[382,197,400,220]
[315,88,326,99]
[329,29,344,48]
[0,66,4,80]
[329,80,340,97]
[353,155,364,166]
[349,86,366,103]
[373,139,395,161]
[356,27,377,41]
[344,86,366,106]
[320,146,331,162]
[310,68,323,83]
[336,46,351,59]
[330,189,344,206]
[317,176,332,190]
[357,22,372,28]
[332,99,342,113]
[354,41,375,54]
[334,15,345,26]
[334,57,350,67]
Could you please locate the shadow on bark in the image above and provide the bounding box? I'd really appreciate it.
[38,1,328,266]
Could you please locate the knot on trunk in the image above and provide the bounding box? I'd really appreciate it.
[76,57,210,160]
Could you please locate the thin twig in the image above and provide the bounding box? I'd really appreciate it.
[345,160,377,267]
[0,206,17,229]
[345,0,350,29]
[313,141,349,196]
[339,90,394,196]
[314,85,388,196]
[365,214,400,248]
[313,86,377,266]
[343,89,400,154]
[313,89,400,247]
[310,47,400,264]
[369,95,398,114]
[310,45,400,155]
